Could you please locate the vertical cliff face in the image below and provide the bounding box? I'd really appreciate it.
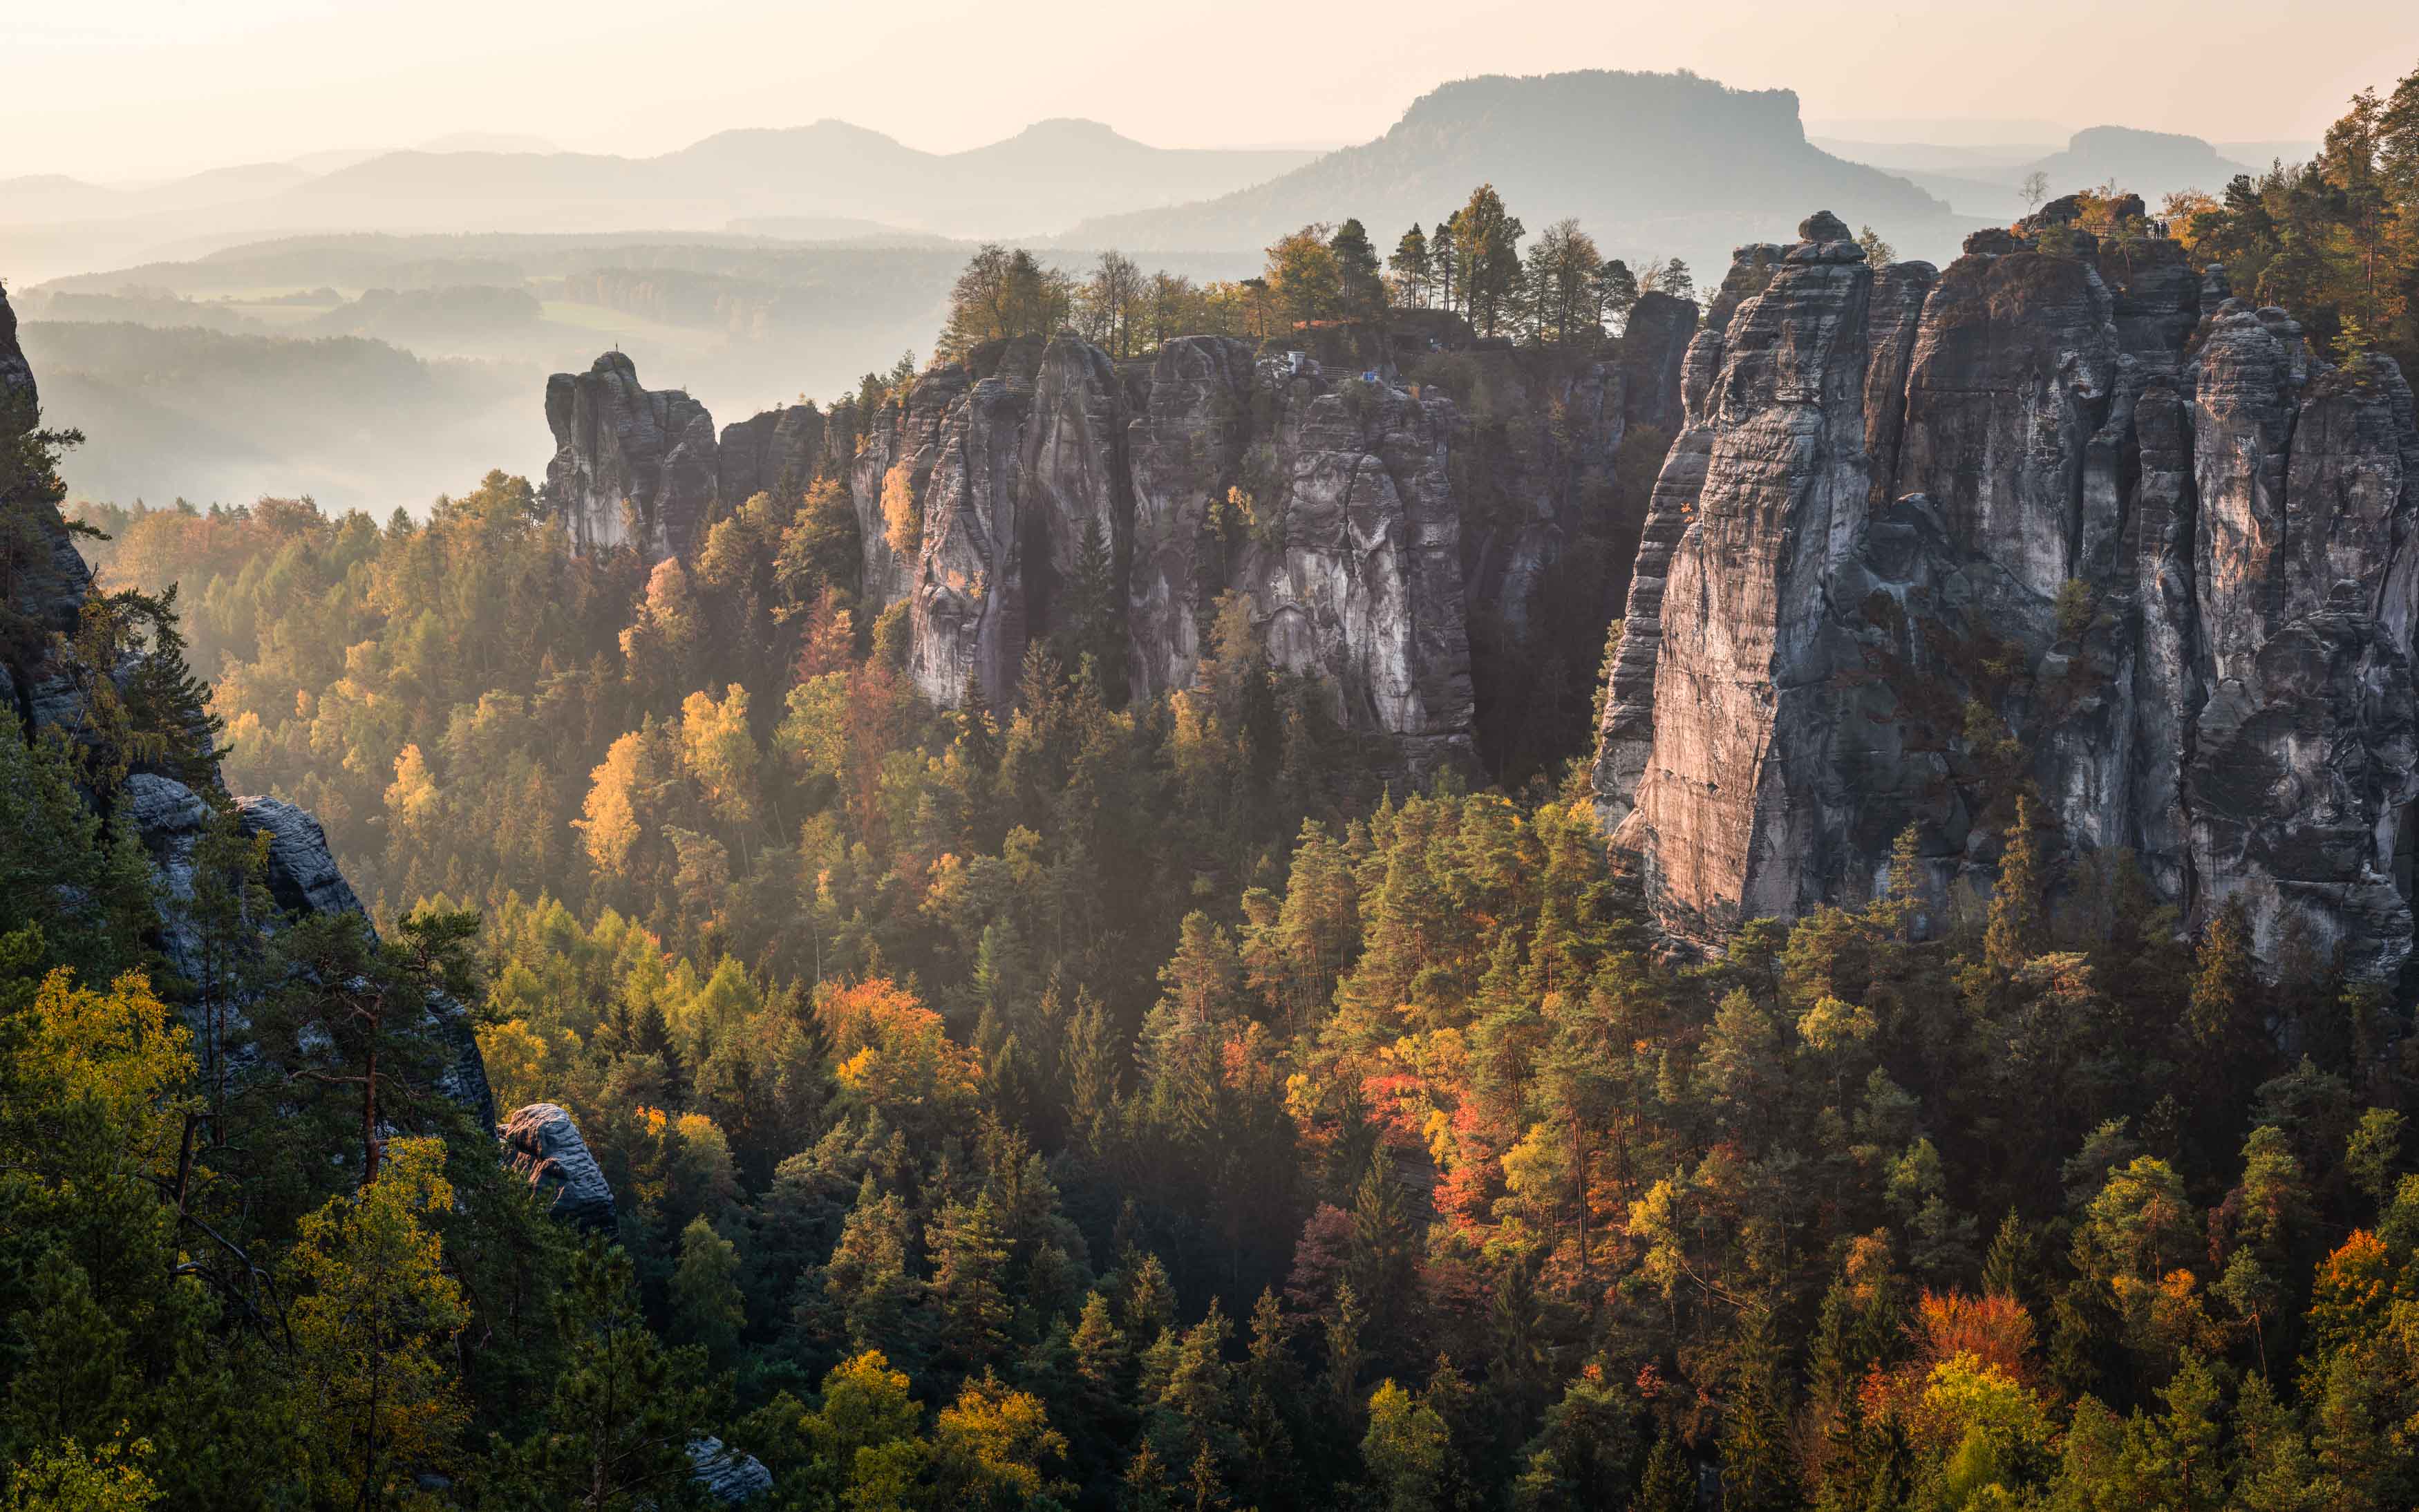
[538,308,1694,772]
[1592,208,2419,981]
[855,334,1482,767]
[542,352,719,559]
[909,373,1036,707]
[0,287,494,1125]
[1020,337,1135,659]
[1239,363,1476,766]
[1126,336,1256,700]
[716,401,826,507]
[1619,290,1697,437]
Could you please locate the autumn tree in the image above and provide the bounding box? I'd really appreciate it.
[283,1137,470,1508]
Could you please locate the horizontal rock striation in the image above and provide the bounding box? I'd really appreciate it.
[1592,209,2419,981]
[500,1102,617,1229]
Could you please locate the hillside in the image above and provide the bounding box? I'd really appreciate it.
[1062,70,1970,270]
[1855,124,2259,220]
[196,119,1317,243]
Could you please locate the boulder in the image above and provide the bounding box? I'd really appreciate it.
[688,1437,773,1504]
[500,1103,616,1229]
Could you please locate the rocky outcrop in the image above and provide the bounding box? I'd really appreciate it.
[542,353,719,559]
[1125,335,1256,699]
[500,1102,617,1229]
[687,1439,773,1504]
[846,333,1483,768]
[1021,337,1133,654]
[1619,290,1697,437]
[908,372,1035,708]
[717,402,826,507]
[1239,361,1476,765]
[1592,207,2419,982]
[0,284,496,1128]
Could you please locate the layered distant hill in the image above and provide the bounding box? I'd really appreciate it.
[0,120,1315,284]
[1827,125,2281,221]
[1060,71,1973,270]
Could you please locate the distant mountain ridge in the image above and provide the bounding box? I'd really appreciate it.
[1059,70,1970,270]
[1855,124,2260,220]
[0,120,1317,283]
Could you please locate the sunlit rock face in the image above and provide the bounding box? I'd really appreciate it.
[542,352,719,560]
[531,289,1700,776]
[1592,208,2419,983]
[500,1102,616,1229]
[842,333,1490,773]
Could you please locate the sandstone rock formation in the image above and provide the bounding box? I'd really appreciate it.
[687,1438,774,1504]
[845,334,1484,766]
[542,352,719,559]
[1619,290,1697,437]
[534,309,1694,772]
[717,401,827,507]
[1592,209,2419,982]
[0,285,496,1129]
[500,1102,618,1229]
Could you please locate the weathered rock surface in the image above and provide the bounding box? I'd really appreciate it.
[717,402,827,507]
[542,352,719,560]
[0,285,496,1128]
[855,332,1491,771]
[500,1102,617,1229]
[531,304,1695,771]
[688,1437,773,1504]
[1592,207,2419,982]
[1240,361,1475,768]
[1619,290,1698,437]
[909,372,1035,708]
[1125,335,1256,699]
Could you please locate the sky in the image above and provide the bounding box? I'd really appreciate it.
[6,0,2415,181]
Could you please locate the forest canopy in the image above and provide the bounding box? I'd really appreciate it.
[8,53,2419,1512]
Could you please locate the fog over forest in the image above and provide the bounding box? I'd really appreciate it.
[10,22,2419,1512]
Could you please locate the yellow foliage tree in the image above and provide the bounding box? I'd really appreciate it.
[677,684,761,830]
[282,1137,469,1509]
[932,1374,1069,1511]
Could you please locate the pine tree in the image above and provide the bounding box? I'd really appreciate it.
[487,1235,723,1509]
[669,1215,746,1369]
[1720,1307,1801,1512]
[282,1137,470,1508]
[2187,895,2258,1050]
[1983,795,2047,970]
[1389,225,1431,308]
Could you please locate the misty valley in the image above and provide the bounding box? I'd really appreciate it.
[3,44,2419,1512]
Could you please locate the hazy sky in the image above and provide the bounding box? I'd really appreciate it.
[7,0,2415,180]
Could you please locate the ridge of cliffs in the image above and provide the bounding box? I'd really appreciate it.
[540,295,1700,775]
[0,283,494,1126]
[1592,201,2419,983]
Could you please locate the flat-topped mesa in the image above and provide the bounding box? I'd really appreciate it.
[542,352,719,560]
[1592,204,2419,981]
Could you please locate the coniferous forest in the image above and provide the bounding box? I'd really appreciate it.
[6,56,2419,1512]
